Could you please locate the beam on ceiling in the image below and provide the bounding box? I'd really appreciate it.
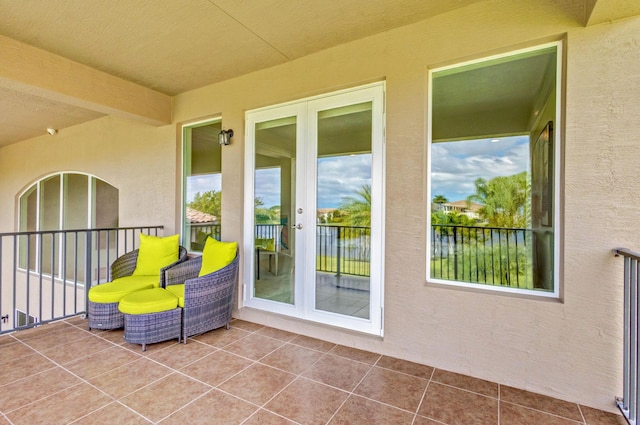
[0,34,171,126]
[585,0,640,26]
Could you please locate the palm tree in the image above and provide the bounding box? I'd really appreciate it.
[433,194,448,204]
[339,184,371,227]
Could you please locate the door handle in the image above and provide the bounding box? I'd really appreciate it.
[293,224,303,230]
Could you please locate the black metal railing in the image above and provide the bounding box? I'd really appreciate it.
[430,224,532,288]
[614,247,640,425]
[316,225,370,277]
[0,226,163,334]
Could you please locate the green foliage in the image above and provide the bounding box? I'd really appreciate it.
[254,196,280,224]
[467,171,530,228]
[433,194,448,204]
[188,190,221,219]
[339,184,371,227]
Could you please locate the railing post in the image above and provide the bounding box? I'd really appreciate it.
[453,227,458,280]
[336,227,341,277]
[85,231,93,316]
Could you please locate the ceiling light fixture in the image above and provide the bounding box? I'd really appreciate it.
[46,128,58,135]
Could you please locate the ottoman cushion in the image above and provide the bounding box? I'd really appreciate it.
[88,275,159,303]
[119,288,179,315]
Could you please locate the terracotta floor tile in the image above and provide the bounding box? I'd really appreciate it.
[87,357,173,399]
[6,382,112,425]
[0,335,17,347]
[290,334,336,353]
[266,378,349,425]
[432,369,498,398]
[242,409,298,424]
[193,326,251,348]
[376,355,434,380]
[224,333,285,360]
[303,353,372,391]
[120,373,211,423]
[330,344,381,364]
[329,394,414,425]
[72,402,152,425]
[65,345,140,379]
[501,401,583,425]
[12,321,73,341]
[20,325,90,351]
[89,327,126,344]
[180,350,253,386]
[64,315,88,327]
[40,334,114,364]
[355,366,428,412]
[0,367,82,412]
[418,382,498,425]
[0,416,10,425]
[256,326,298,342]
[159,389,258,425]
[0,352,56,385]
[260,343,325,375]
[413,415,447,425]
[230,319,264,332]
[0,340,38,364]
[580,405,627,425]
[501,385,583,422]
[219,363,295,405]
[147,339,216,369]
[122,337,180,354]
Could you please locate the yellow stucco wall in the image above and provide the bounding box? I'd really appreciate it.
[1,0,639,412]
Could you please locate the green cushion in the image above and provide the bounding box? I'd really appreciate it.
[133,234,180,276]
[255,237,275,251]
[118,288,179,315]
[165,284,185,308]
[88,275,159,303]
[199,237,237,277]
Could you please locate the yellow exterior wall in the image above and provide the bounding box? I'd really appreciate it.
[0,0,639,412]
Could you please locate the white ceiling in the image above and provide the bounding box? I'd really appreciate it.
[0,0,637,148]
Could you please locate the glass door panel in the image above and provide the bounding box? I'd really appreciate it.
[315,102,373,319]
[253,116,297,304]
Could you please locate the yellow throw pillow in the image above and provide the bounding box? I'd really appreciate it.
[199,237,237,277]
[132,233,180,276]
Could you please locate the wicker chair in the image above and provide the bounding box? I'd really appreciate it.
[164,251,239,343]
[88,246,187,330]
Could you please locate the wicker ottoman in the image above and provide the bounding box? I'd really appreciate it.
[119,288,182,351]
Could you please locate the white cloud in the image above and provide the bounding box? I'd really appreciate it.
[431,136,529,202]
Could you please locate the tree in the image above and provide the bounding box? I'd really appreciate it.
[188,190,221,220]
[254,197,280,224]
[339,184,371,227]
[433,194,448,204]
[467,171,529,228]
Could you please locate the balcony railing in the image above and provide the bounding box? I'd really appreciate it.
[614,247,640,425]
[317,225,370,277]
[431,224,532,288]
[0,226,163,334]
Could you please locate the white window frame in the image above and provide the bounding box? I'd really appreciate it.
[426,41,563,299]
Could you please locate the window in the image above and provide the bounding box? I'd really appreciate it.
[182,119,222,251]
[15,310,38,327]
[428,42,562,297]
[18,172,118,282]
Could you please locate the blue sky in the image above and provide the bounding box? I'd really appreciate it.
[186,137,529,208]
[431,135,530,203]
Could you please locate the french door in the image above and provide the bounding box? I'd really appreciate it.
[244,83,385,335]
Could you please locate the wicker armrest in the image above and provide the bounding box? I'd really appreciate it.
[159,246,188,287]
[183,254,239,307]
[165,256,202,287]
[110,250,139,280]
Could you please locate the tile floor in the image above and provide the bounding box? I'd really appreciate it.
[0,316,627,425]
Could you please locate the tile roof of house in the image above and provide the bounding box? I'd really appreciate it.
[186,207,217,223]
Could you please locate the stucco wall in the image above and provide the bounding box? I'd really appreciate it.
[0,116,178,234]
[1,0,639,412]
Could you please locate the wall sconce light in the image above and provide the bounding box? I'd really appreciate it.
[218,129,233,146]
